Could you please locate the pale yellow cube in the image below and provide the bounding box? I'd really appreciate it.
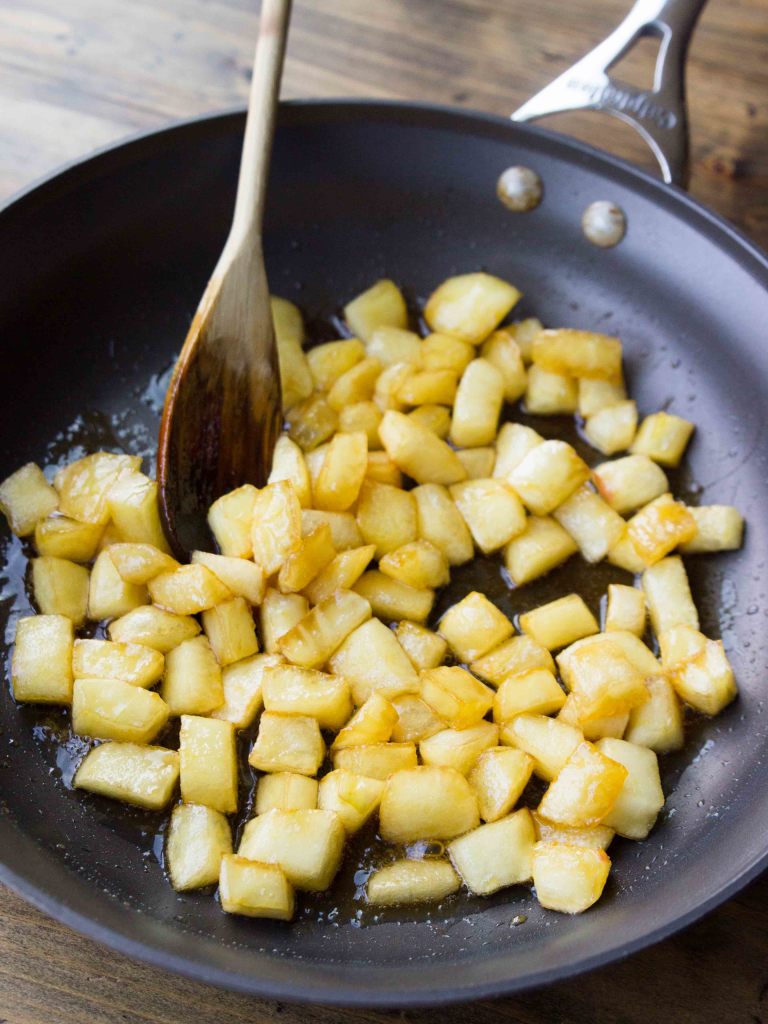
[395,621,448,671]
[379,410,466,485]
[260,589,309,654]
[533,328,622,381]
[450,478,527,554]
[333,693,398,749]
[364,451,401,486]
[379,540,449,589]
[667,635,737,716]
[356,479,417,557]
[578,375,627,417]
[250,481,302,575]
[180,715,238,814]
[303,545,376,605]
[344,279,408,343]
[339,402,384,450]
[592,454,668,514]
[262,664,352,731]
[109,543,179,584]
[74,741,179,810]
[148,563,231,615]
[390,694,445,743]
[208,483,259,558]
[268,434,312,508]
[373,361,411,413]
[605,584,646,636]
[631,411,694,467]
[493,422,544,480]
[538,741,628,827]
[327,357,383,412]
[468,747,534,822]
[254,772,318,814]
[32,556,89,626]
[596,738,664,839]
[606,530,648,574]
[419,720,499,775]
[238,808,346,891]
[328,617,419,705]
[202,597,259,666]
[407,404,452,439]
[398,370,458,407]
[166,803,232,891]
[88,549,147,620]
[34,515,103,562]
[219,855,295,920]
[366,859,460,906]
[493,668,566,721]
[500,713,583,782]
[503,318,544,363]
[413,483,474,566]
[0,462,58,536]
[317,769,384,833]
[532,842,611,913]
[558,631,661,683]
[353,571,434,624]
[11,614,73,704]
[421,666,494,729]
[420,332,475,374]
[73,638,163,688]
[276,335,313,412]
[161,635,223,715]
[249,711,325,776]
[448,808,535,895]
[625,675,684,753]
[211,653,283,729]
[561,640,648,721]
[332,742,417,780]
[106,471,169,552]
[449,359,505,447]
[314,432,368,512]
[642,556,699,635]
[72,677,168,743]
[680,505,745,554]
[509,440,590,516]
[455,447,496,480]
[109,605,200,652]
[379,766,480,841]
[552,485,625,563]
[584,400,638,456]
[54,452,140,526]
[278,589,372,668]
[286,394,338,451]
[424,272,521,344]
[307,337,365,390]
[470,635,554,687]
[191,551,266,606]
[277,524,336,595]
[524,365,578,414]
[367,326,422,367]
[480,328,527,402]
[270,295,303,347]
[503,516,578,585]
[438,591,514,662]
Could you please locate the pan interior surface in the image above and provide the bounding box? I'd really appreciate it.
[0,103,767,1005]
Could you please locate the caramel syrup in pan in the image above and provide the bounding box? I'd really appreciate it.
[0,313,725,930]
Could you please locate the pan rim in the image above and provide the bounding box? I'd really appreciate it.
[1,98,767,1008]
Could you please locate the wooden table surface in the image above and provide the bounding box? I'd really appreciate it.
[1,1,767,1021]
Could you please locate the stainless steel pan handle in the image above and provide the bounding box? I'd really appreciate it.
[512,0,707,187]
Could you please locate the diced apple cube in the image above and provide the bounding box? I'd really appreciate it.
[450,478,527,554]
[74,741,179,810]
[596,738,665,839]
[191,551,265,606]
[270,295,303,347]
[106,470,169,552]
[500,713,582,782]
[328,617,419,705]
[421,666,494,729]
[631,411,694,467]
[260,589,308,654]
[339,402,384,450]
[438,591,514,662]
[642,555,699,634]
[510,440,590,516]
[249,711,325,776]
[277,524,336,594]
[449,359,505,447]
[0,462,58,536]
[353,571,434,624]
[238,808,346,891]
[455,447,496,479]
[493,668,566,721]
[72,677,169,743]
[448,808,535,894]
[424,272,521,344]
[314,432,368,512]
[379,410,467,485]
[561,639,648,721]
[407,404,452,438]
[302,544,376,605]
[552,484,625,563]
[317,769,384,833]
[538,741,628,826]
[524,365,578,414]
[179,715,238,814]
[34,515,102,562]
[219,855,295,920]
[605,583,646,636]
[267,434,312,508]
[12,614,73,704]
[365,450,401,485]
[367,326,422,367]
[88,549,147,620]
[606,530,647,573]
[255,772,318,814]
[592,454,668,514]
[558,630,661,681]
[626,493,697,566]
[680,505,745,554]
[625,674,684,753]
[470,635,554,687]
[32,556,89,625]
[307,337,365,390]
[250,481,302,575]
[275,336,313,413]
[379,539,449,589]
[73,638,163,688]
[504,515,578,586]
[420,332,475,374]
[532,812,614,850]
[532,842,611,913]
[211,653,282,729]
[373,361,412,413]
[390,694,445,743]
[356,479,417,557]
[557,693,628,742]
[578,375,627,417]
[379,765,480,841]
[286,394,338,451]
[504,318,543,363]
[584,400,638,456]
[413,483,474,566]
[333,692,398,749]
[419,720,499,775]
[166,803,232,891]
[109,605,200,652]
[468,747,534,822]
[302,509,363,551]
[519,594,598,651]
[161,635,223,715]
[109,543,179,584]
[202,597,258,666]
[327,357,382,411]
[262,664,352,731]
[493,422,544,480]
[278,589,371,668]
[398,370,458,407]
[396,621,448,671]
[54,452,140,525]
[344,279,408,343]
[533,328,622,381]
[208,484,259,558]
[480,328,527,402]
[366,859,460,906]
[665,633,737,715]
[332,742,418,780]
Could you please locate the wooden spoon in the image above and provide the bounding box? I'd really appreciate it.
[157,0,291,558]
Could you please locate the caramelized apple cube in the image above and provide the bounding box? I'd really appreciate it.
[307,337,365,391]
[211,652,282,729]
[260,589,308,654]
[413,483,474,566]
[278,589,371,668]
[32,556,89,625]
[344,279,408,343]
[379,410,466,485]
[397,369,458,407]
[449,359,505,447]
[578,375,627,417]
[332,692,398,749]
[353,571,434,624]
[248,711,324,776]
[552,484,625,563]
[332,742,418,780]
[448,808,535,894]
[625,674,684,753]
[605,583,646,636]
[419,720,498,775]
[468,747,534,822]
[161,635,223,715]
[379,539,450,589]
[503,515,578,585]
[238,808,346,891]
[420,332,475,374]
[424,272,521,344]
[493,668,566,721]
[450,478,527,554]
[109,605,200,652]
[317,769,384,833]
[592,454,668,515]
[524,365,578,414]
[356,478,418,558]
[395,621,448,671]
[106,470,169,551]
[166,803,232,891]
[500,713,582,782]
[421,666,494,729]
[255,772,318,814]
[510,440,590,516]
[455,447,496,480]
[493,422,544,480]
[367,325,422,367]
[286,393,338,451]
[262,664,352,731]
[626,493,697,566]
[631,411,694,467]
[390,693,445,743]
[519,594,598,651]
[302,544,376,605]
[207,484,259,558]
[54,452,140,525]
[327,357,383,411]
[532,842,611,913]
[532,328,622,380]
[73,638,163,689]
[34,515,103,562]
[438,591,514,662]
[480,328,527,402]
[179,715,238,814]
[596,738,664,839]
[470,635,554,687]
[72,677,168,744]
[379,765,480,841]
[328,617,419,704]
[219,855,295,920]
[267,434,312,508]
[584,400,638,455]
[88,549,147,620]
[538,741,628,827]
[366,859,460,906]
[74,741,179,810]
[642,555,699,635]
[0,462,58,536]
[277,524,336,594]
[12,614,73,704]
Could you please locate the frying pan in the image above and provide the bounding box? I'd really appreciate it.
[1,0,767,1008]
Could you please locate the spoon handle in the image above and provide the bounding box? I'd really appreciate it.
[230,0,293,246]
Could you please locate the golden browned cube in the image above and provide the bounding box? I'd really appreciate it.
[12,614,73,704]
[438,591,514,662]
[379,765,480,841]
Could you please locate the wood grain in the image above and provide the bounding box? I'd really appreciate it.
[1,0,767,1021]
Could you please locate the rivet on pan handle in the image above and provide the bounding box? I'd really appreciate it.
[512,0,707,188]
